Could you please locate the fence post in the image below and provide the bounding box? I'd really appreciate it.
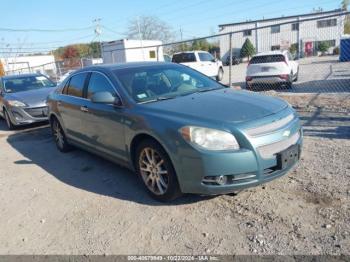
[57,62,62,80]
[156,46,159,62]
[229,33,233,87]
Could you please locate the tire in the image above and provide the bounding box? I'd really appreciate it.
[4,109,16,130]
[294,69,299,82]
[50,117,72,153]
[135,139,182,202]
[216,68,224,81]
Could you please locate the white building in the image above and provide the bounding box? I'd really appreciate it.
[0,55,56,75]
[101,39,164,64]
[219,9,346,60]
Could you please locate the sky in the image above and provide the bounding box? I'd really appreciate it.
[0,0,343,54]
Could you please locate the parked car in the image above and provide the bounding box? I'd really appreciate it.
[246,50,299,89]
[0,73,57,130]
[225,55,241,66]
[47,62,302,201]
[172,51,224,81]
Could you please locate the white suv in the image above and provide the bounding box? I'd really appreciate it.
[246,50,299,89]
[172,51,224,81]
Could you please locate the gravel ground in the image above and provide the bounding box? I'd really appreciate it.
[0,96,349,255]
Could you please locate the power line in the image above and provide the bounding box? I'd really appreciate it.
[0,34,95,46]
[0,26,94,33]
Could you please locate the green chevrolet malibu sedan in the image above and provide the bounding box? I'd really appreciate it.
[47,62,302,201]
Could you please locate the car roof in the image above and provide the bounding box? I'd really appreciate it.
[253,50,287,57]
[75,62,179,73]
[0,73,43,80]
[173,51,208,55]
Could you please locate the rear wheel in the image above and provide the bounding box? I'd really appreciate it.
[216,68,224,81]
[286,81,293,89]
[135,139,182,202]
[51,117,72,152]
[4,109,16,130]
[294,69,299,82]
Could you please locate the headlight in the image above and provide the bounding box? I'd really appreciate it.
[7,100,27,107]
[180,126,240,151]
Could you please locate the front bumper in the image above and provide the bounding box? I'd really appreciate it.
[7,106,49,126]
[173,111,302,195]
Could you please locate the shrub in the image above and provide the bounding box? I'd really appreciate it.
[0,61,5,77]
[240,38,256,60]
[318,41,330,54]
[333,46,340,55]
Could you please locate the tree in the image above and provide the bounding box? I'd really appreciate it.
[240,38,256,59]
[318,41,330,54]
[125,16,175,43]
[0,60,5,76]
[342,0,350,33]
[62,46,80,59]
[289,43,299,55]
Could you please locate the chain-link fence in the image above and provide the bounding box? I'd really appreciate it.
[3,10,350,94]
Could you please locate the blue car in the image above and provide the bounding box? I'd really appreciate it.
[47,62,302,201]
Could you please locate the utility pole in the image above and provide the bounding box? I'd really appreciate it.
[180,27,184,51]
[93,18,102,59]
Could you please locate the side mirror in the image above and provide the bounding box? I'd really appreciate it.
[91,91,122,107]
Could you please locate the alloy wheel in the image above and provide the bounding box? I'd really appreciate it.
[138,147,169,195]
[53,120,64,149]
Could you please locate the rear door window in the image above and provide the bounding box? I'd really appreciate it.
[172,53,196,63]
[250,55,285,64]
[198,52,214,62]
[67,73,88,98]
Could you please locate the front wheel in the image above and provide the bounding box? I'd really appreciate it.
[4,110,16,130]
[216,68,224,81]
[136,139,182,202]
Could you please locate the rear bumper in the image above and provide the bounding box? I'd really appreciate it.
[246,75,290,85]
[7,106,49,126]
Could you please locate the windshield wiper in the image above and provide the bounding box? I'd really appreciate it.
[138,96,176,104]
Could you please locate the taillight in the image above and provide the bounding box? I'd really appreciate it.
[246,76,253,81]
[279,74,289,80]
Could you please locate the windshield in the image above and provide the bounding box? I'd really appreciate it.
[3,75,56,93]
[113,64,225,103]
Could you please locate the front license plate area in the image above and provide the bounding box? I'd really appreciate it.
[277,145,299,170]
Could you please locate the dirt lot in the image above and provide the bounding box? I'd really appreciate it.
[0,94,349,255]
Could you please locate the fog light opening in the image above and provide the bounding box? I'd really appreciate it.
[215,175,227,185]
[203,175,229,185]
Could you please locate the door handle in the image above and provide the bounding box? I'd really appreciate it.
[80,106,89,112]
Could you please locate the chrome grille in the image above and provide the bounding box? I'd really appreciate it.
[257,131,300,159]
[246,114,294,137]
[24,107,48,118]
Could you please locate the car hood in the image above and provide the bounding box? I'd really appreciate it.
[5,87,57,107]
[143,88,288,124]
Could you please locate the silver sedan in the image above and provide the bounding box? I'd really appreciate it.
[0,73,56,130]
